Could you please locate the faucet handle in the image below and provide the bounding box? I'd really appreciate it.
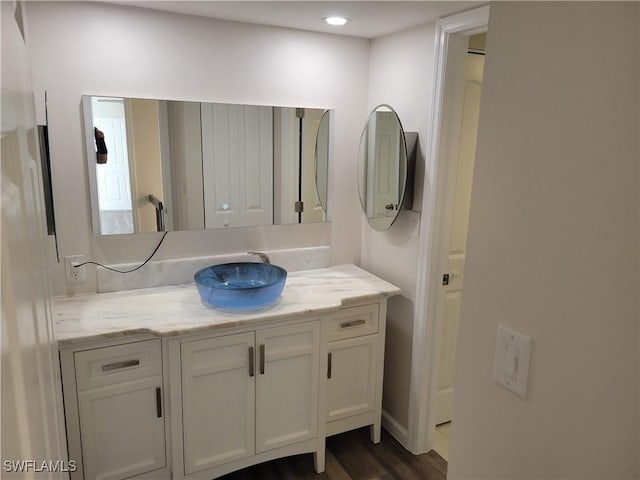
[247,251,271,264]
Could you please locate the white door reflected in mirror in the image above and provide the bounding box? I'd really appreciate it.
[357,104,411,232]
[90,97,134,235]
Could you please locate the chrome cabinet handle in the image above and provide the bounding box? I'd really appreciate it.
[259,345,265,375]
[249,347,255,377]
[340,319,366,329]
[327,352,332,379]
[101,359,140,372]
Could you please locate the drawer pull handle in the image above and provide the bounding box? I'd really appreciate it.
[327,352,332,379]
[156,387,162,418]
[340,319,366,329]
[259,345,265,375]
[249,347,255,377]
[101,359,140,372]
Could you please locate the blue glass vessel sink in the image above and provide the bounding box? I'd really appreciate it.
[194,262,287,310]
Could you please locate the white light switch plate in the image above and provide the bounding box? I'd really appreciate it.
[493,325,532,398]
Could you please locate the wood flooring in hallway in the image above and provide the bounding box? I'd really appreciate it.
[219,427,448,480]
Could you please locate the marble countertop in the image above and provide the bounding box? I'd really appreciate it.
[54,264,401,346]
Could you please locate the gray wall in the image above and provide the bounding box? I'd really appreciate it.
[450,2,639,477]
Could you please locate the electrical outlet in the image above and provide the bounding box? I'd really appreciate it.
[65,255,86,284]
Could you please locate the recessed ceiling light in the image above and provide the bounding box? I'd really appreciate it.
[324,16,349,27]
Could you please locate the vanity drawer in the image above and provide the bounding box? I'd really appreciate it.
[328,304,379,341]
[74,339,162,392]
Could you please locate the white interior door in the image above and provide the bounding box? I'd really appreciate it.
[91,97,133,212]
[364,111,401,231]
[373,111,401,218]
[91,97,134,235]
[201,103,273,229]
[436,52,484,425]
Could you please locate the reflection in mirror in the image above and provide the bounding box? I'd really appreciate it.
[82,95,331,235]
[315,110,330,213]
[357,104,409,232]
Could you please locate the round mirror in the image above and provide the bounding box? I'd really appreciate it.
[315,110,330,213]
[357,104,409,231]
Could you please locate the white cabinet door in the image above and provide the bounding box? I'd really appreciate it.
[256,322,320,453]
[181,332,255,475]
[327,335,378,422]
[77,377,165,480]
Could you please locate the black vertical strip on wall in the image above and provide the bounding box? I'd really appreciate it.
[297,115,303,224]
[37,125,57,237]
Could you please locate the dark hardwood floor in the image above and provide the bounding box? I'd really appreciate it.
[219,428,447,480]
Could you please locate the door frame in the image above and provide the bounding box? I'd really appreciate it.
[123,98,140,232]
[82,95,102,234]
[407,5,490,454]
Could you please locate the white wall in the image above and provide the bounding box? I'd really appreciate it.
[449,2,639,478]
[26,1,369,295]
[362,22,437,437]
[1,1,68,471]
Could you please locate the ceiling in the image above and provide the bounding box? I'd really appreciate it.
[109,1,483,39]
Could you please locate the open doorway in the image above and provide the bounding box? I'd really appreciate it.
[406,5,489,459]
[431,32,486,460]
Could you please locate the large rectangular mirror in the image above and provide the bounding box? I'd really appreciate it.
[82,95,331,235]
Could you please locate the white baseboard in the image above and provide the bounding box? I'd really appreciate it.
[381,409,409,450]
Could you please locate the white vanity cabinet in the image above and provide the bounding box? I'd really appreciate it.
[174,320,321,479]
[325,303,386,442]
[61,339,169,480]
[56,266,400,480]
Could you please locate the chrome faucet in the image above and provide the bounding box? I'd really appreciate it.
[247,251,271,264]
